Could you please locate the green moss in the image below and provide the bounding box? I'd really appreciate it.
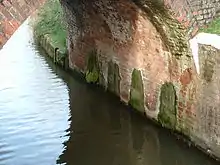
[158,82,177,129]
[85,50,99,83]
[107,61,121,95]
[203,58,215,82]
[86,69,99,83]
[32,0,67,53]
[129,69,145,113]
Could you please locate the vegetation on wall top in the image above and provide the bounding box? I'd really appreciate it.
[200,17,220,35]
[32,0,67,53]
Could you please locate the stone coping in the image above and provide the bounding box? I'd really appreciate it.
[190,32,220,74]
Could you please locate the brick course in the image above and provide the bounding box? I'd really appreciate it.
[164,0,220,37]
[0,0,45,48]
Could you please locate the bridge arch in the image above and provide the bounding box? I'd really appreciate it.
[59,0,201,136]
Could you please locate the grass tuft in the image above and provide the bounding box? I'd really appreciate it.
[200,17,220,35]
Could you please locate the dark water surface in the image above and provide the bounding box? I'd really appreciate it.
[0,20,219,165]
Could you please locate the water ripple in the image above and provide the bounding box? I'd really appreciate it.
[0,20,70,165]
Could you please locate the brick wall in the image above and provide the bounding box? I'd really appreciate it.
[0,0,45,48]
[61,0,220,159]
[164,0,220,37]
[194,44,220,157]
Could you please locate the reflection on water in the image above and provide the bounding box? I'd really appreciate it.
[0,19,70,165]
[0,19,219,165]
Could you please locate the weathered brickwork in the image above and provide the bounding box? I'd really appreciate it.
[61,0,220,159]
[193,45,220,157]
[1,0,219,47]
[0,0,45,48]
[164,0,220,37]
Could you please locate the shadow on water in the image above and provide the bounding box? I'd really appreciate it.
[37,46,219,165]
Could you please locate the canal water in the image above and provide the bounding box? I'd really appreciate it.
[0,20,219,165]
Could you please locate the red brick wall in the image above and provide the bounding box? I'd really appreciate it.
[62,0,195,130]
[0,0,45,48]
[164,0,220,37]
[61,0,220,158]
